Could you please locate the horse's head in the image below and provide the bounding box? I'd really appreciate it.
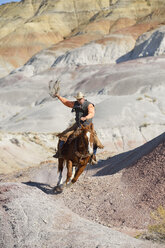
[80,123,94,154]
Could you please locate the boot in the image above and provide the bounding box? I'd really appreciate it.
[53,150,60,158]
[53,140,65,158]
[91,145,97,165]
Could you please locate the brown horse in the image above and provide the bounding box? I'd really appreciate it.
[54,123,94,191]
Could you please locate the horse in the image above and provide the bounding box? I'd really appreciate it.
[54,123,94,191]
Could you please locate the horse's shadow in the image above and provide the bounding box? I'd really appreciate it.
[23,181,62,195]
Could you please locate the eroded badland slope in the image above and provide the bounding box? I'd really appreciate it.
[0,0,165,77]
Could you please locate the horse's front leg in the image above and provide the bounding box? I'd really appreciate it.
[57,158,64,186]
[71,165,86,184]
[65,160,73,186]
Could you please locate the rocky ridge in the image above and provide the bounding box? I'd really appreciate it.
[0,0,165,77]
[0,131,56,175]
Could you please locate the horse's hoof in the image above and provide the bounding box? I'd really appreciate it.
[66,182,73,188]
[53,185,63,193]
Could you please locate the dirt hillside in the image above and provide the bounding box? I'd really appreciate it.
[1,132,165,238]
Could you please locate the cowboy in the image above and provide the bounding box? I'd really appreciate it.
[53,92,104,163]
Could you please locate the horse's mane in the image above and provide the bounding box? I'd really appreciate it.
[68,123,94,146]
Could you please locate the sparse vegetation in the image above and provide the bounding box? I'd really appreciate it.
[139,123,150,128]
[148,206,165,242]
[136,97,143,101]
[10,138,20,147]
[15,117,27,123]
[145,0,151,7]
[139,206,165,243]
[144,94,157,103]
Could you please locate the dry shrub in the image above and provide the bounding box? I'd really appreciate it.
[140,206,165,243]
[148,206,165,242]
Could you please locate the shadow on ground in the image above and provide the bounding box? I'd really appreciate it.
[91,132,165,176]
[23,181,59,195]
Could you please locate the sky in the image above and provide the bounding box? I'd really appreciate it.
[0,0,21,5]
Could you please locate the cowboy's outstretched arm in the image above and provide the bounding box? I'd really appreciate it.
[81,104,95,121]
[56,94,74,108]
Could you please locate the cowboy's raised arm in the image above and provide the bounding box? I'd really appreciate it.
[56,94,74,108]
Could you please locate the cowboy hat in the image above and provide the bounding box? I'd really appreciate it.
[74,92,84,100]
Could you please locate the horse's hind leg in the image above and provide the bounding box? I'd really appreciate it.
[57,158,64,186]
[71,165,86,184]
